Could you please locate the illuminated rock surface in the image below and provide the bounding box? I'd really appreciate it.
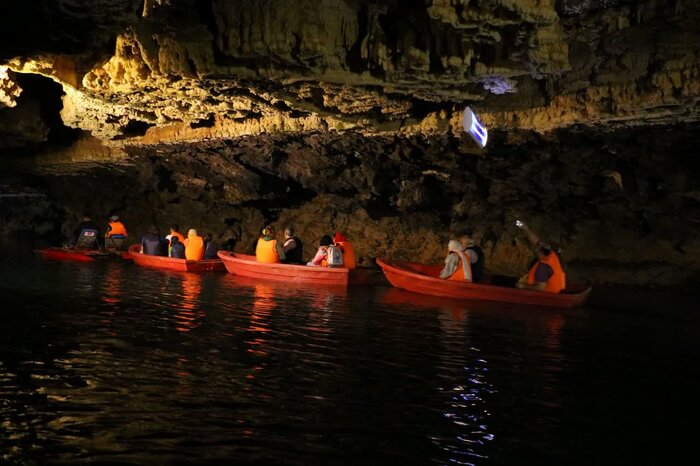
[0,0,699,284]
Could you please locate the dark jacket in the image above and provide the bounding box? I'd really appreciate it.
[283,236,304,264]
[73,220,100,247]
[203,240,218,260]
[170,241,186,259]
[142,234,165,256]
[467,245,485,282]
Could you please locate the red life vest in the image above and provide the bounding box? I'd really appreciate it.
[527,251,566,293]
[336,241,356,269]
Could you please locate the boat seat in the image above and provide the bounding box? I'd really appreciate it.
[75,228,100,249]
[105,234,126,250]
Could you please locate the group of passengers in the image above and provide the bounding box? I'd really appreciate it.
[70,214,564,294]
[140,224,218,261]
[439,223,565,294]
[71,214,129,250]
[255,226,356,269]
[70,215,217,262]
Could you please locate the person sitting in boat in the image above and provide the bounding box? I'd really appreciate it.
[203,233,219,259]
[184,229,205,261]
[170,235,186,259]
[141,225,166,256]
[458,228,484,283]
[515,221,566,293]
[333,231,356,269]
[516,244,566,293]
[307,235,343,267]
[166,224,186,257]
[256,225,285,263]
[439,240,473,282]
[282,227,304,264]
[104,215,128,250]
[71,214,100,249]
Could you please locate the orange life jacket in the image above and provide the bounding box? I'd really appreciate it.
[319,246,330,267]
[527,251,566,293]
[184,235,204,261]
[336,241,356,269]
[256,238,280,263]
[447,251,472,282]
[169,231,186,245]
[107,221,127,237]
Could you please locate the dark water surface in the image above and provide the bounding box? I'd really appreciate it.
[1,243,698,465]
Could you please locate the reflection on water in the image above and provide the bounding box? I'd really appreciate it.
[177,272,203,333]
[1,247,699,465]
[433,311,495,466]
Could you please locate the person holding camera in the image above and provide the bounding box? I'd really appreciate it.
[515,221,566,293]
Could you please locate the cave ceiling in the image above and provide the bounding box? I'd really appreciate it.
[0,0,698,149]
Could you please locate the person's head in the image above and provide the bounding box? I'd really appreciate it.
[333,231,347,243]
[205,233,213,241]
[457,227,473,247]
[320,235,332,247]
[170,235,180,245]
[261,225,275,237]
[284,227,294,239]
[149,225,159,235]
[170,224,179,233]
[448,239,465,253]
[110,215,120,222]
[536,244,552,258]
[188,228,198,237]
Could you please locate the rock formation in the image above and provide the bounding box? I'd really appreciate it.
[0,0,699,285]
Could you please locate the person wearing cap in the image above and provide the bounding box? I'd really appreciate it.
[282,227,304,264]
[333,231,356,269]
[516,222,566,293]
[105,215,128,250]
[255,225,285,263]
[458,228,485,282]
[184,228,205,260]
[439,239,473,282]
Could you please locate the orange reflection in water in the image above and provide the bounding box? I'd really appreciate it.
[380,287,470,322]
[175,273,204,333]
[246,282,276,358]
[99,264,126,335]
[101,263,124,306]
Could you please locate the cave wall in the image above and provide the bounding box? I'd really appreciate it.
[3,123,697,286]
[0,0,699,287]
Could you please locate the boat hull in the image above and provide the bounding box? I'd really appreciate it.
[217,251,349,286]
[36,248,113,262]
[127,244,225,272]
[376,258,591,308]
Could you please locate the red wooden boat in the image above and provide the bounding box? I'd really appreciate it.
[127,244,225,272]
[36,247,114,262]
[217,251,349,286]
[376,258,591,308]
